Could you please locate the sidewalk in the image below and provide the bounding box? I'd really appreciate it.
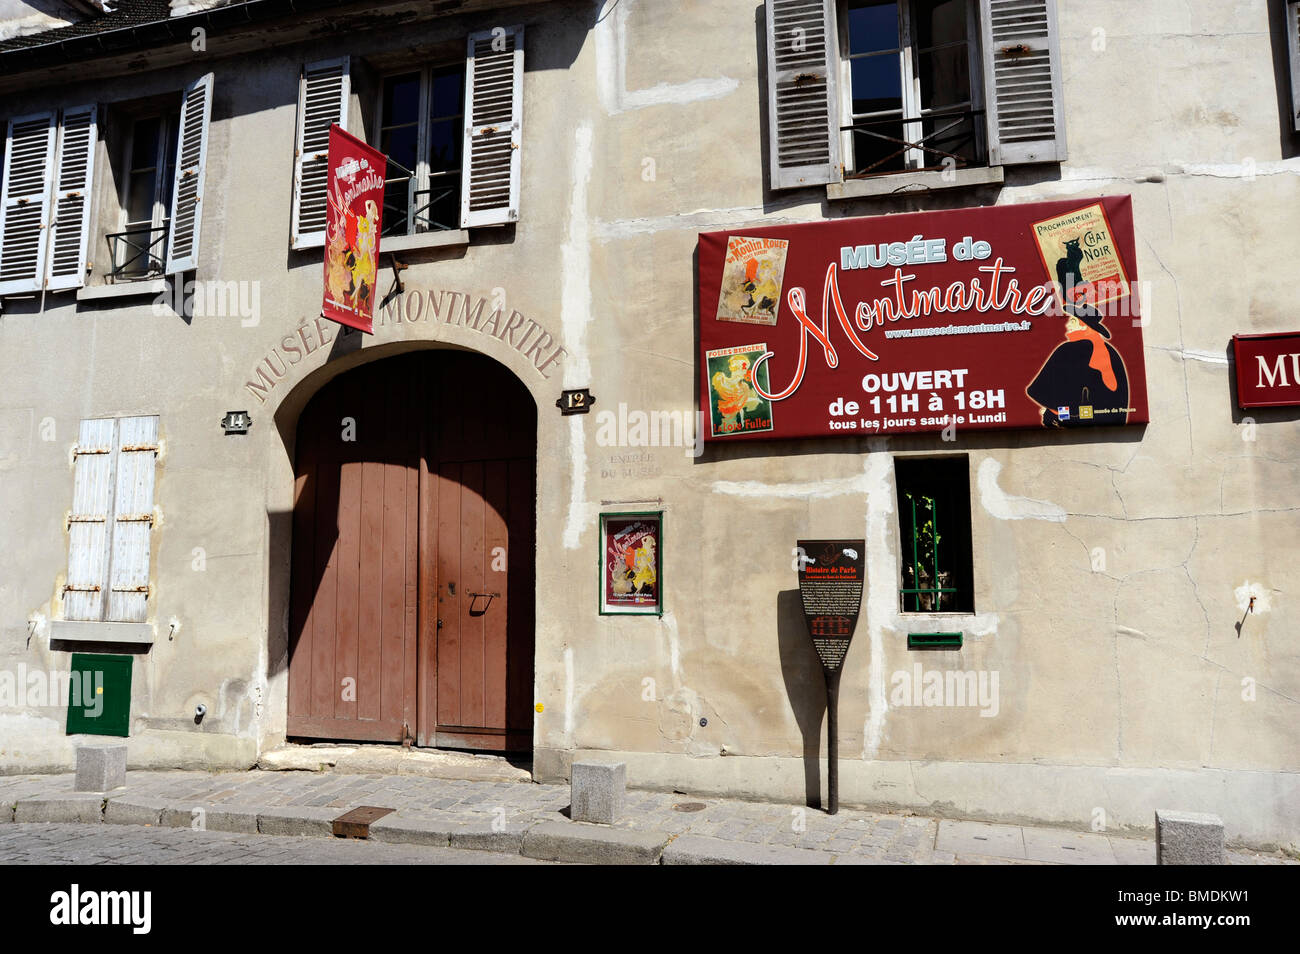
[1,749,1293,865]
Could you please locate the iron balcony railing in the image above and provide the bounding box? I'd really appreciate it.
[106,221,168,281]
[381,157,459,237]
[843,106,987,178]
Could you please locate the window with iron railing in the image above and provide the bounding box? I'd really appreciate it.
[108,112,179,281]
[841,0,985,176]
[377,64,464,237]
[895,456,974,613]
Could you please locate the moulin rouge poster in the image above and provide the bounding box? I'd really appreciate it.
[697,196,1149,441]
[323,125,387,334]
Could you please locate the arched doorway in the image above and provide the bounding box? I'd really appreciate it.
[286,350,536,752]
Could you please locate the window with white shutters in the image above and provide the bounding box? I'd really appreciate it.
[165,73,213,274]
[292,57,350,249]
[765,0,842,190]
[461,25,524,227]
[764,0,1065,190]
[979,0,1066,165]
[1287,0,1300,133]
[64,416,159,624]
[0,112,57,294]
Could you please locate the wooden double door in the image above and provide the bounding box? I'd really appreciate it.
[287,351,536,751]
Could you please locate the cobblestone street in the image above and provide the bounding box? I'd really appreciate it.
[0,822,552,864]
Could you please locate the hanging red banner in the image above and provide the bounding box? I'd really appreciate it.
[322,125,386,334]
[697,196,1149,441]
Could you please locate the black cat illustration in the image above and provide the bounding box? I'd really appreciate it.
[1055,238,1085,303]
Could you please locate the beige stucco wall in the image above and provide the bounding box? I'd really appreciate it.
[0,0,1296,848]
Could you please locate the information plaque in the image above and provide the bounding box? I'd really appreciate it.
[796,539,865,814]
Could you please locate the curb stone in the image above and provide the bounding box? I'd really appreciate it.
[160,804,259,834]
[14,794,105,825]
[104,795,171,827]
[522,820,667,865]
[257,806,339,837]
[662,834,834,865]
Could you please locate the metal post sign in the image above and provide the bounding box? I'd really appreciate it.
[699,196,1149,441]
[797,539,865,814]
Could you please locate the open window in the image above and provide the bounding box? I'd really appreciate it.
[290,26,524,251]
[0,74,211,294]
[764,0,1066,192]
[894,456,974,613]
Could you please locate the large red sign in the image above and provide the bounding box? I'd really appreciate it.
[323,125,386,334]
[698,196,1149,441]
[1233,332,1300,408]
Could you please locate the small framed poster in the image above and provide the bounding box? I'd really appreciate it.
[599,511,663,616]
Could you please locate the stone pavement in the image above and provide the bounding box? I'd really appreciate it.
[0,764,1294,865]
[0,823,552,865]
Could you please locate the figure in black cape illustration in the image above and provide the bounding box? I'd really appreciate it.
[1026,301,1130,427]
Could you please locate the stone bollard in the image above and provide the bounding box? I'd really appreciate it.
[75,744,127,793]
[570,761,626,825]
[1155,809,1225,865]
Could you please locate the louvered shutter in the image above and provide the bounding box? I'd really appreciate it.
[764,0,841,190]
[461,25,524,228]
[1288,1,1300,132]
[107,416,158,623]
[0,112,56,295]
[45,105,97,291]
[292,57,349,249]
[979,0,1067,165]
[166,73,213,274]
[65,419,117,621]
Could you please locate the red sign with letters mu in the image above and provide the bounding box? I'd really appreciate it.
[698,196,1150,441]
[322,125,386,334]
[1232,332,1300,408]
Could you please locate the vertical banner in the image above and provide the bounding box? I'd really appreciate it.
[322,125,386,334]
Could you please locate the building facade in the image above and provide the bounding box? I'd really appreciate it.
[0,0,1297,849]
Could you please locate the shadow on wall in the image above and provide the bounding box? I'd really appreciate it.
[776,587,828,810]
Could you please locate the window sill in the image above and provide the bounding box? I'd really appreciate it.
[828,165,1004,201]
[381,229,469,254]
[50,620,153,645]
[76,279,168,302]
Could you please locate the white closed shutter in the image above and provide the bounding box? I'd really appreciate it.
[166,73,213,274]
[460,25,524,227]
[979,0,1066,165]
[107,416,158,623]
[1288,1,1300,132]
[65,418,117,621]
[764,0,841,190]
[0,112,56,294]
[45,104,97,291]
[292,57,349,250]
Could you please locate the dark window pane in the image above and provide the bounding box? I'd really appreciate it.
[429,67,464,120]
[918,45,970,110]
[851,53,902,115]
[382,180,411,237]
[915,0,968,49]
[850,119,908,174]
[420,175,460,231]
[382,73,421,127]
[126,171,155,225]
[847,1,899,55]
[380,124,419,175]
[161,112,179,218]
[894,456,974,614]
[920,113,978,167]
[130,117,160,170]
[427,119,460,172]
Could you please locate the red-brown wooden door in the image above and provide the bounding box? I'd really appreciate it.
[288,351,534,751]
